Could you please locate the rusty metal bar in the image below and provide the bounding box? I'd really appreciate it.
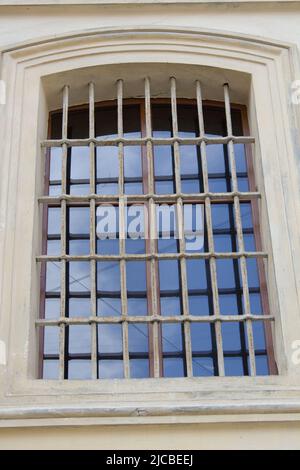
[117,79,130,379]
[170,77,193,377]
[37,251,267,262]
[36,313,275,327]
[224,83,256,376]
[89,82,98,380]
[42,136,255,148]
[59,84,69,380]
[196,80,225,377]
[38,191,261,205]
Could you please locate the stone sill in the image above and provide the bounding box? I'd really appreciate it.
[0,0,300,6]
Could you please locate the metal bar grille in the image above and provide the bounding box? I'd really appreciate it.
[38,77,275,379]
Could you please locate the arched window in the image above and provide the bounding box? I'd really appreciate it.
[38,77,276,380]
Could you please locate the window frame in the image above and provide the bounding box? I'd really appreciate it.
[39,96,277,380]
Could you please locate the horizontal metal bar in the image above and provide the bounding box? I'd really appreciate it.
[39,191,261,204]
[36,313,275,326]
[36,251,267,262]
[42,135,255,148]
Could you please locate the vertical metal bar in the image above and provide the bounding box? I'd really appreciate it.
[170,77,193,377]
[59,85,69,380]
[89,82,98,380]
[149,197,160,378]
[143,78,162,377]
[117,79,130,378]
[224,83,256,376]
[196,80,225,376]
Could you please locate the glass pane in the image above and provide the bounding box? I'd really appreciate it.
[163,358,184,377]
[69,239,90,255]
[47,239,61,255]
[193,357,214,377]
[99,360,123,379]
[219,294,239,315]
[130,359,149,378]
[206,144,225,174]
[98,324,122,354]
[188,295,210,316]
[128,324,149,353]
[255,355,269,375]
[159,260,180,291]
[221,322,242,352]
[216,259,236,289]
[43,360,59,379]
[49,147,62,181]
[154,147,174,179]
[97,239,119,255]
[70,184,90,195]
[68,360,92,380]
[127,298,148,316]
[162,323,183,352]
[44,326,59,355]
[69,207,90,235]
[186,259,207,290]
[68,325,91,354]
[224,357,244,376]
[70,146,89,180]
[191,323,212,352]
[69,262,90,292]
[97,297,121,316]
[126,261,147,292]
[48,207,61,235]
[96,146,118,178]
[46,262,61,292]
[124,146,142,178]
[69,298,91,318]
[180,145,199,175]
[45,298,60,319]
[160,297,181,316]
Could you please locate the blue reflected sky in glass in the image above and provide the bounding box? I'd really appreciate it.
[43,360,59,379]
[127,298,148,316]
[48,207,61,235]
[69,298,91,318]
[98,324,122,354]
[99,360,124,379]
[68,360,92,380]
[130,359,149,379]
[126,261,147,292]
[46,262,61,293]
[159,260,180,291]
[160,297,181,316]
[69,207,90,235]
[97,298,121,317]
[69,325,91,354]
[69,261,90,293]
[45,298,60,319]
[97,262,120,292]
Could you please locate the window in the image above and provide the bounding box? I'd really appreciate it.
[38,77,276,380]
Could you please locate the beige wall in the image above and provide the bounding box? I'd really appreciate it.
[0,422,300,450]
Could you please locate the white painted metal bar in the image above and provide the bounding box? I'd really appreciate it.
[170,77,193,377]
[42,136,255,148]
[196,80,225,376]
[117,79,130,379]
[224,83,256,376]
[37,314,275,327]
[89,82,98,380]
[59,85,69,380]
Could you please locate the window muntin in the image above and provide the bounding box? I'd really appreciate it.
[38,79,276,380]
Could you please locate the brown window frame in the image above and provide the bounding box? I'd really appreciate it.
[38,84,277,380]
